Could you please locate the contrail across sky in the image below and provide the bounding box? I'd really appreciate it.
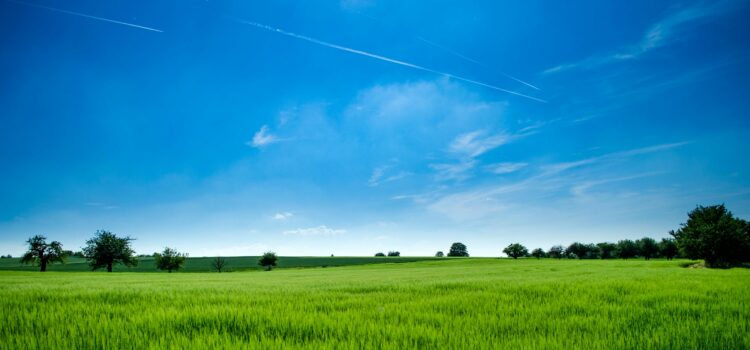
[416,36,541,91]
[236,19,546,103]
[5,0,163,33]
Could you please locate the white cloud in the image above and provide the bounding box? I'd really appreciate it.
[449,130,513,158]
[543,141,691,174]
[272,212,293,220]
[368,165,411,187]
[485,162,528,174]
[431,160,476,182]
[248,125,278,148]
[283,225,346,236]
[544,1,739,74]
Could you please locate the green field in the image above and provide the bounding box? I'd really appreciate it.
[1,259,748,349]
[0,255,442,272]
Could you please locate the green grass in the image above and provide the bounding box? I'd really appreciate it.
[1,259,748,349]
[0,255,443,272]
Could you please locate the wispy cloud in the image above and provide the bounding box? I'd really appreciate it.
[248,125,278,148]
[272,212,293,220]
[234,19,546,103]
[543,1,738,74]
[449,130,515,158]
[431,160,476,182]
[6,0,163,32]
[368,165,411,187]
[543,141,691,174]
[485,162,528,174]
[283,225,346,236]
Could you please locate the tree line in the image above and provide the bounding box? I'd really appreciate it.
[17,229,279,273]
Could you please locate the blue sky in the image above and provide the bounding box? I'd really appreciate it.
[1,0,749,257]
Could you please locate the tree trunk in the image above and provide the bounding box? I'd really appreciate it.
[40,259,47,272]
[107,262,113,272]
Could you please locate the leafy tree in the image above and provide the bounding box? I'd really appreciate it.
[671,204,750,267]
[616,239,638,260]
[374,252,385,257]
[530,248,546,259]
[596,242,617,259]
[435,251,444,257]
[82,230,138,272]
[637,237,659,260]
[212,256,227,272]
[447,242,469,257]
[658,238,678,260]
[20,235,66,272]
[503,243,528,259]
[548,245,565,259]
[258,251,278,270]
[387,251,401,257]
[154,247,187,273]
[567,242,598,259]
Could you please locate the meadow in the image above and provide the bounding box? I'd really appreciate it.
[1,259,748,349]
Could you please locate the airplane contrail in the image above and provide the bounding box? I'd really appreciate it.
[415,36,541,91]
[235,19,546,103]
[5,0,163,33]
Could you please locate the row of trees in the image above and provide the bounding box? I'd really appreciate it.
[374,251,401,257]
[20,230,280,272]
[501,237,678,260]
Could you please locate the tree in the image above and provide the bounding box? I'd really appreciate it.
[374,252,385,257]
[548,245,565,259]
[154,247,187,273]
[531,248,546,259]
[82,230,138,272]
[567,242,598,259]
[659,238,678,260]
[596,242,617,259]
[671,204,750,267]
[435,251,444,257]
[212,256,227,272]
[387,251,401,257]
[20,235,66,272]
[503,243,528,259]
[616,239,638,260]
[258,251,278,270]
[637,237,659,260]
[447,242,469,257]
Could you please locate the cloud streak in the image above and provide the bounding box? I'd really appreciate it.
[283,225,346,236]
[235,19,546,103]
[543,141,691,174]
[248,125,278,148]
[6,0,163,33]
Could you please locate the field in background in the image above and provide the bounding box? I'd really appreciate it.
[0,255,444,272]
[1,259,748,349]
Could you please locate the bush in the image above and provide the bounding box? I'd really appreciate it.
[374,252,385,257]
[387,251,400,257]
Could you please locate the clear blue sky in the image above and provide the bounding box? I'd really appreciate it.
[1,0,749,257]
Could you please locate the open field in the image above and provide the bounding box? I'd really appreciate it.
[0,256,443,272]
[1,259,749,349]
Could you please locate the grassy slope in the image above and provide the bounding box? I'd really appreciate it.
[0,256,444,272]
[1,259,748,349]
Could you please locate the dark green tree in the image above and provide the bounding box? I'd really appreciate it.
[548,245,565,259]
[447,242,469,257]
[671,204,750,267]
[567,242,598,259]
[637,237,659,260]
[503,243,528,259]
[212,256,227,272]
[258,251,278,271]
[20,235,66,272]
[154,247,187,273]
[530,248,546,259]
[658,238,678,260]
[82,230,138,272]
[435,251,444,257]
[596,242,617,259]
[616,239,638,260]
[387,251,401,257]
[374,252,385,257]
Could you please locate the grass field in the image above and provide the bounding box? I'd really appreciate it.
[1,259,748,349]
[0,255,442,272]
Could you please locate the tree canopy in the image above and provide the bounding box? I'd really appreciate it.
[20,235,66,272]
[258,251,278,270]
[503,243,528,259]
[547,245,565,259]
[448,242,469,257]
[530,248,546,259]
[637,237,659,260]
[671,204,749,267]
[154,247,187,273]
[82,230,138,272]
